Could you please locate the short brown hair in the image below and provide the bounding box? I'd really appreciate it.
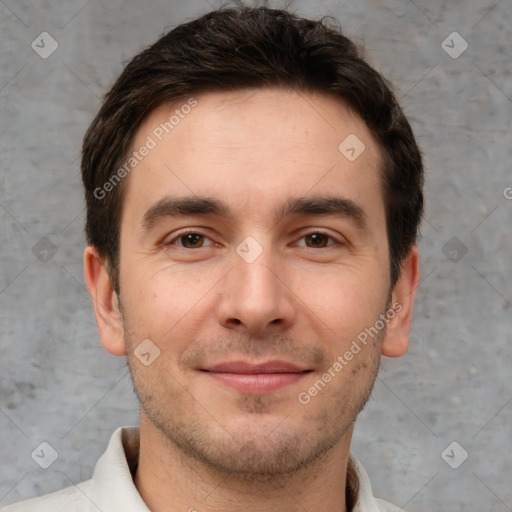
[81,5,424,293]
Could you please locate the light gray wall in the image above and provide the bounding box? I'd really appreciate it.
[1,1,511,510]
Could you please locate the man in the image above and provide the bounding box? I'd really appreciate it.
[3,4,423,512]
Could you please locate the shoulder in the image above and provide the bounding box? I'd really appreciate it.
[1,479,94,512]
[1,426,139,512]
[349,453,407,512]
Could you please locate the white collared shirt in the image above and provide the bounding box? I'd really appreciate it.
[2,426,405,512]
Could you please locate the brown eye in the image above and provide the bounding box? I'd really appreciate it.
[304,233,331,248]
[167,231,214,249]
[302,232,335,248]
[179,233,204,248]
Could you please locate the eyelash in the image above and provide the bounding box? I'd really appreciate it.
[165,229,342,249]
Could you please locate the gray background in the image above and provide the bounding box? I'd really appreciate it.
[1,0,511,510]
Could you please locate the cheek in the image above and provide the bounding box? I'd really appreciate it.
[120,262,218,336]
[296,264,389,349]
[302,262,386,308]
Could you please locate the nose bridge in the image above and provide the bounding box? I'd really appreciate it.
[216,233,295,332]
[234,234,280,306]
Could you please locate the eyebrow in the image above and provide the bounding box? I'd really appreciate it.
[141,195,369,233]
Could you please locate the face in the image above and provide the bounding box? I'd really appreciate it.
[116,88,395,478]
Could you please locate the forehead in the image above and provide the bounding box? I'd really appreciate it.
[121,88,385,229]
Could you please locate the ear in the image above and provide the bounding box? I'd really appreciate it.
[381,245,420,358]
[83,246,126,356]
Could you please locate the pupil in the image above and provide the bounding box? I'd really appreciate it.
[186,233,201,247]
[309,233,325,247]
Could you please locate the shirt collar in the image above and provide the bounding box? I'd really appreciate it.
[88,426,384,512]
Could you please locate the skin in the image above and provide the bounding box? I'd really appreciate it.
[84,88,419,512]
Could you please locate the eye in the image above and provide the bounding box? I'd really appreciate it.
[164,230,342,250]
[166,230,215,249]
[296,231,340,249]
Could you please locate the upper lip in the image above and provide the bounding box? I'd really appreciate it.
[202,360,310,374]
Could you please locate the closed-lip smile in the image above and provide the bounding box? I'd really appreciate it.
[201,360,312,393]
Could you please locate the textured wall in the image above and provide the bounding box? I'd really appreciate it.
[1,0,511,510]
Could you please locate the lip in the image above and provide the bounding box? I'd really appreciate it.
[204,360,308,373]
[201,360,312,394]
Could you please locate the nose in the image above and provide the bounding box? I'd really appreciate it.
[216,241,297,335]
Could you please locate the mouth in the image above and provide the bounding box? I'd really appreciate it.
[200,360,313,394]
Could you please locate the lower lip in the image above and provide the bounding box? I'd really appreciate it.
[205,372,309,393]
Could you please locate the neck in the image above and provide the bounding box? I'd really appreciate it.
[133,413,354,512]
